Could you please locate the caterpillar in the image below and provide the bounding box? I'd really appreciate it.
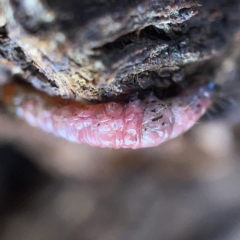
[1,82,213,149]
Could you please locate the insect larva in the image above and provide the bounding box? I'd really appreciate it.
[1,82,213,149]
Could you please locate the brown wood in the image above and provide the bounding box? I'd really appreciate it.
[1,0,240,102]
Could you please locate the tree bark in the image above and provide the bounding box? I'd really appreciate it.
[1,0,240,102]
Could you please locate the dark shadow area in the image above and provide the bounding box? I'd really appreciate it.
[0,143,51,216]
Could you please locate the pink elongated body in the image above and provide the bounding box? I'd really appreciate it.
[2,83,212,149]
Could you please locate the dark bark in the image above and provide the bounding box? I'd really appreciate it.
[1,0,240,102]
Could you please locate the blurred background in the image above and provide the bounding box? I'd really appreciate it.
[1,102,240,240]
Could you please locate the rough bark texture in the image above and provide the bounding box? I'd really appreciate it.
[1,0,240,102]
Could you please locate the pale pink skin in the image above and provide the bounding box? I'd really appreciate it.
[4,83,212,149]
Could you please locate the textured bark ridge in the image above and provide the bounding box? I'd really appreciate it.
[0,0,240,102]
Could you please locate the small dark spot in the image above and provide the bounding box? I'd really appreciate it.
[144,128,147,131]
[152,115,163,122]
[197,104,201,108]
[151,100,156,103]
[97,123,100,126]
[162,122,165,126]
[151,109,156,112]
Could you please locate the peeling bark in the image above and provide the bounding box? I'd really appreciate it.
[1,0,240,102]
